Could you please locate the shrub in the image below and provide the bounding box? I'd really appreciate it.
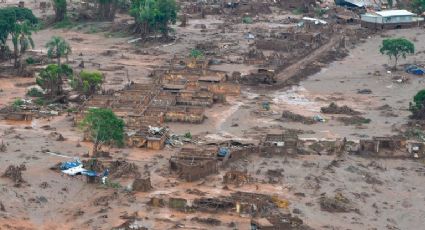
[25,57,35,65]
[242,16,253,24]
[190,49,204,59]
[12,98,24,109]
[27,87,44,97]
[34,98,45,106]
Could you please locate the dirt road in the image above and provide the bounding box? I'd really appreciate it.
[274,35,342,88]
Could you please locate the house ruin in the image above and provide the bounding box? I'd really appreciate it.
[261,132,299,155]
[170,147,218,181]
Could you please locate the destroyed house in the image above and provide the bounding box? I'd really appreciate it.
[126,127,168,150]
[359,136,405,157]
[170,147,218,181]
[2,112,33,121]
[165,106,205,123]
[279,0,316,11]
[176,90,214,107]
[406,141,425,158]
[262,133,299,154]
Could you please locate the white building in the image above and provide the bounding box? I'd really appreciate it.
[361,10,424,29]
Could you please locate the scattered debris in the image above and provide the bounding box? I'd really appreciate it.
[2,164,26,184]
[321,102,361,115]
[319,193,355,213]
[281,111,316,124]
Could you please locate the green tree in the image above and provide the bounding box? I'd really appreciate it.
[379,38,415,70]
[80,108,125,155]
[36,64,73,98]
[0,7,38,67]
[45,36,72,65]
[71,70,103,95]
[53,0,67,22]
[411,0,425,14]
[410,89,425,119]
[190,49,203,59]
[412,89,425,110]
[388,0,393,8]
[130,0,178,38]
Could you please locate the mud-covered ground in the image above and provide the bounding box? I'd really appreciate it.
[1,0,425,229]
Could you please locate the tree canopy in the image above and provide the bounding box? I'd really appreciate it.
[0,7,38,67]
[410,89,425,120]
[46,36,72,65]
[36,64,73,98]
[80,108,125,154]
[379,38,414,70]
[411,0,425,14]
[53,0,67,22]
[130,0,178,38]
[71,70,104,96]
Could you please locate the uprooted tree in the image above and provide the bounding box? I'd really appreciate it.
[379,38,415,70]
[410,89,425,119]
[70,70,103,96]
[0,7,38,67]
[130,0,178,38]
[80,108,125,155]
[36,64,73,99]
[46,36,72,65]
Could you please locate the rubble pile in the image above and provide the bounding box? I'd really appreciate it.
[281,110,316,124]
[321,102,361,115]
[109,160,141,179]
[2,164,26,184]
[337,115,371,125]
[132,177,152,192]
[319,193,355,213]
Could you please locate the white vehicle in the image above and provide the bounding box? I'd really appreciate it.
[61,165,88,176]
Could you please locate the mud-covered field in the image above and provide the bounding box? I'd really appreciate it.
[1,0,425,229]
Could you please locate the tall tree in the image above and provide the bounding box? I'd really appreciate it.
[379,38,415,70]
[130,0,178,38]
[36,64,73,98]
[45,36,72,65]
[0,7,38,67]
[411,0,425,14]
[410,89,425,119]
[80,108,124,155]
[53,0,67,22]
[98,0,118,21]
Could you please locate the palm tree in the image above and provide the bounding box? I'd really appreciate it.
[45,36,72,65]
[11,20,35,67]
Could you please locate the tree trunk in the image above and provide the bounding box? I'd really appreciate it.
[92,141,99,156]
[13,43,18,68]
[394,56,398,70]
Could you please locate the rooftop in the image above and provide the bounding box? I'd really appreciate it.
[370,10,416,17]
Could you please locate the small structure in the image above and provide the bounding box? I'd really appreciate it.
[361,10,423,29]
[170,147,218,181]
[3,112,33,121]
[126,126,168,150]
[406,141,425,158]
[261,132,299,155]
[132,176,152,192]
[359,136,405,157]
[223,171,251,187]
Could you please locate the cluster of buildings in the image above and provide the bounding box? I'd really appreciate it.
[75,57,240,150]
[168,132,425,182]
